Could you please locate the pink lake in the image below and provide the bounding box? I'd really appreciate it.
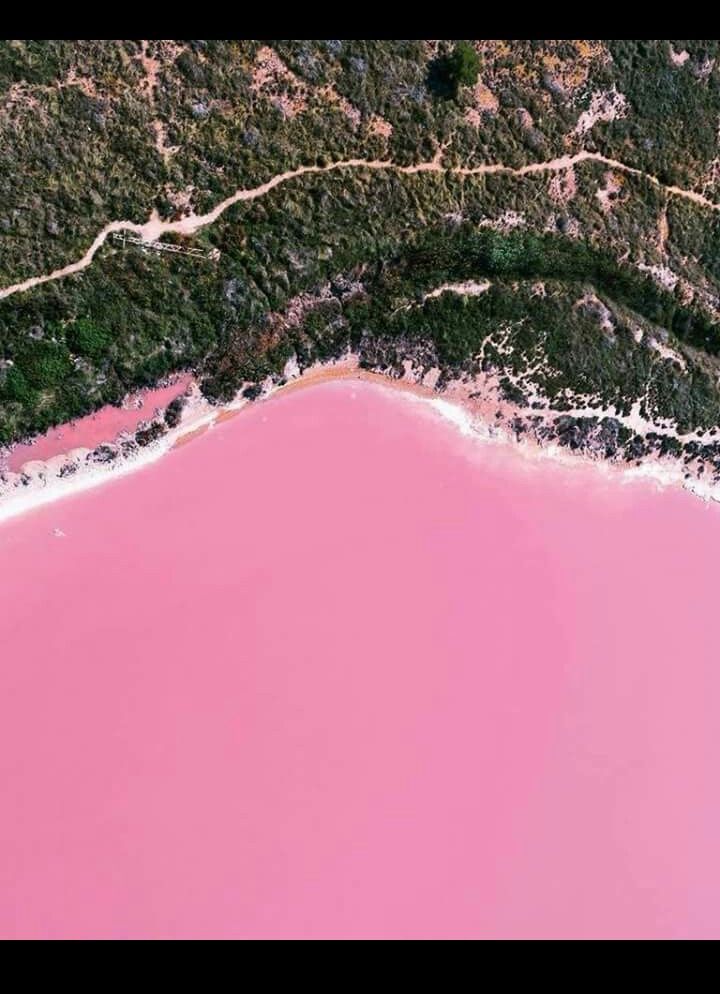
[1,378,720,939]
[2,375,192,473]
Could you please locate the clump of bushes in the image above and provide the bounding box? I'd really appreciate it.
[135,420,167,447]
[163,394,186,428]
[427,41,481,100]
[65,318,112,360]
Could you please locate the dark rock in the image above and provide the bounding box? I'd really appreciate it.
[164,395,186,428]
[224,277,242,302]
[624,434,649,460]
[121,439,139,457]
[135,421,168,447]
[89,444,118,464]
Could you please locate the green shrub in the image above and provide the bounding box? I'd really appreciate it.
[65,318,112,359]
[15,340,73,390]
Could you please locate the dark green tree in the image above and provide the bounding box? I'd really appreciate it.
[427,42,481,100]
[65,318,112,360]
[449,41,481,88]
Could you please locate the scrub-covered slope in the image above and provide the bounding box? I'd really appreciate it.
[4,40,720,482]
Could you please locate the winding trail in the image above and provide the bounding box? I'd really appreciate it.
[1,149,719,303]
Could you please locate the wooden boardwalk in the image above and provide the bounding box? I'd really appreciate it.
[111,231,219,261]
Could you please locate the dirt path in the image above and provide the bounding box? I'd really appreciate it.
[1,149,718,303]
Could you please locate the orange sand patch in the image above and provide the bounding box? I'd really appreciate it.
[2,81,41,115]
[251,45,308,118]
[465,81,499,128]
[173,424,211,449]
[214,409,243,424]
[477,39,610,104]
[137,40,185,102]
[60,68,97,98]
[517,107,534,130]
[659,204,670,254]
[252,45,368,128]
[541,40,610,96]
[317,84,362,127]
[368,115,393,139]
[270,357,515,440]
[474,81,499,113]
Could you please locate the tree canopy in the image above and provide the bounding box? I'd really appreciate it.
[427,41,481,99]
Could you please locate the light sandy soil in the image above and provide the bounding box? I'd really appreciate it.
[368,115,393,139]
[699,118,720,197]
[251,45,309,118]
[477,39,611,108]
[479,210,527,231]
[572,87,628,137]
[596,169,625,213]
[137,39,184,102]
[637,262,680,292]
[695,57,716,80]
[251,45,370,129]
[317,83,361,127]
[423,280,491,301]
[574,292,614,333]
[465,81,499,128]
[548,165,577,204]
[136,40,184,159]
[648,338,687,370]
[138,41,162,98]
[60,68,97,98]
[164,184,196,217]
[658,203,670,254]
[670,45,690,67]
[2,81,42,115]
[2,68,98,119]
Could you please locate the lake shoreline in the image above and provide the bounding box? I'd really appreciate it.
[1,354,718,528]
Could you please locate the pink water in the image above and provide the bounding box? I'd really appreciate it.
[2,379,720,939]
[2,375,192,472]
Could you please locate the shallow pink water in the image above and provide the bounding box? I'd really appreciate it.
[2,375,192,472]
[2,379,720,939]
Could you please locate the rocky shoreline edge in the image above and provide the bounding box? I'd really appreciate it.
[2,353,720,528]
